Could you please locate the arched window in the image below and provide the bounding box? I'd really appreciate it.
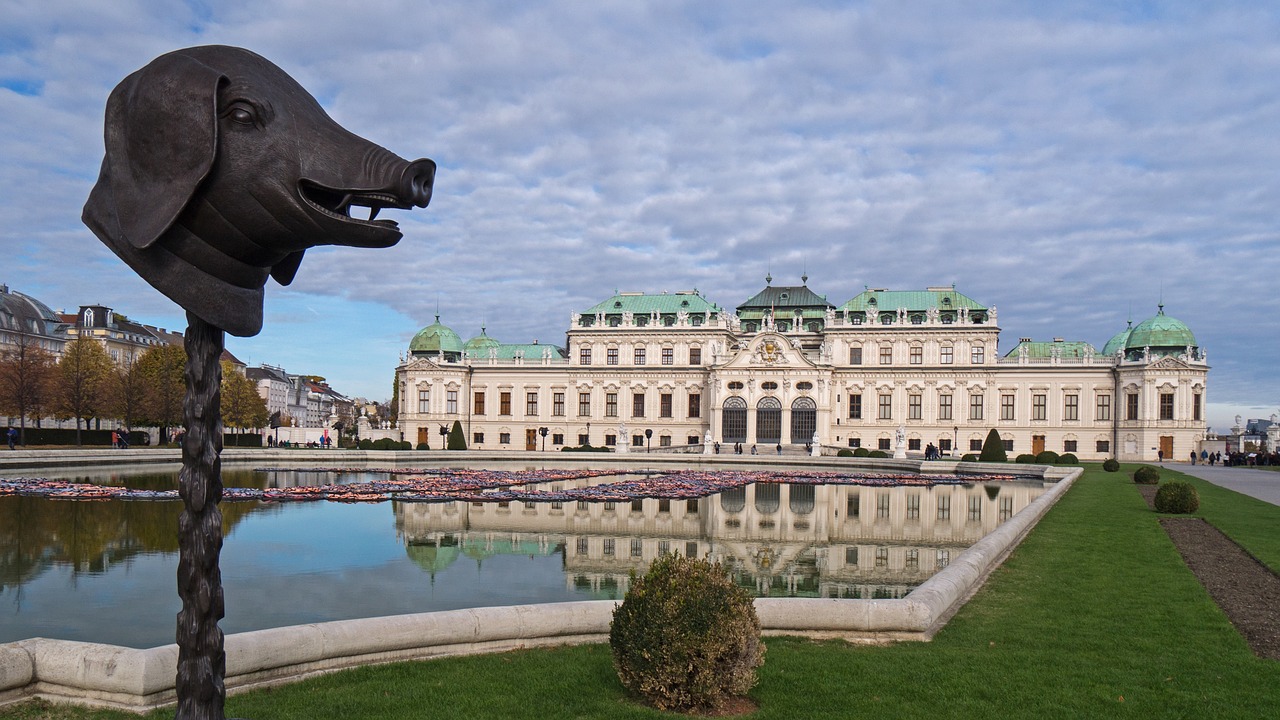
[720,486,746,513]
[791,396,817,444]
[788,484,815,514]
[754,484,780,514]
[722,397,748,443]
[757,397,782,444]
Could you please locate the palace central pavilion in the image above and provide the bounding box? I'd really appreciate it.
[395,278,1207,462]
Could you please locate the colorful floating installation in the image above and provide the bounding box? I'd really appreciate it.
[0,468,1031,504]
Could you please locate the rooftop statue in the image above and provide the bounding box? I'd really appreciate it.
[83,45,435,337]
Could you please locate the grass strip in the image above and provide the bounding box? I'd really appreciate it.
[9,466,1280,719]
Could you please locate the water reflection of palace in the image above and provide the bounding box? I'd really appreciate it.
[394,480,1049,601]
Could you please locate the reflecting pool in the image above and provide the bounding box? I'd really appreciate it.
[0,464,1047,648]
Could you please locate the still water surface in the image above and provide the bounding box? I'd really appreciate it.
[0,463,1046,648]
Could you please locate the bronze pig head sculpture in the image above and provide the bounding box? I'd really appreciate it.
[83,45,435,337]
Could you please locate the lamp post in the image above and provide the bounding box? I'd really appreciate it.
[586,421,591,448]
[439,424,448,450]
[953,426,959,457]
[539,426,548,452]
[645,428,653,453]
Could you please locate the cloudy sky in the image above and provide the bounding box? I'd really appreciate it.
[2,1,1276,432]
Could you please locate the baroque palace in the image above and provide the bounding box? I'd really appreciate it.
[395,277,1207,462]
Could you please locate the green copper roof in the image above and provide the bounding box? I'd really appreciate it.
[839,288,986,313]
[406,543,460,574]
[1004,340,1097,359]
[737,283,834,312]
[1101,323,1133,356]
[409,317,464,355]
[581,291,721,315]
[489,342,566,360]
[464,329,501,354]
[1126,305,1195,350]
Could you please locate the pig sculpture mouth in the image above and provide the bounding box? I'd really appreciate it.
[299,180,407,232]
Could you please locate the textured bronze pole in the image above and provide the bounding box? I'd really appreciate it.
[176,312,226,720]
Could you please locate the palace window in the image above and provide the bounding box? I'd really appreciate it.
[971,345,985,364]
[418,389,429,414]
[526,392,538,416]
[1032,394,1047,421]
[499,432,511,444]
[1064,439,1078,453]
[634,347,646,365]
[939,394,953,421]
[968,495,982,521]
[848,394,863,420]
[1064,394,1079,421]
[578,392,591,416]
[607,348,618,365]
[940,345,954,364]
[1126,393,1139,421]
[909,394,922,420]
[447,390,458,414]
[632,392,645,417]
[849,346,863,365]
[689,347,702,365]
[500,392,512,416]
[474,391,485,415]
[970,439,983,451]
[688,392,701,418]
[1160,393,1174,420]
[660,393,673,417]
[879,438,891,450]
[1001,394,1015,421]
[553,433,564,446]
[1193,393,1202,421]
[907,494,920,519]
[661,347,673,365]
[970,394,984,421]
[1096,394,1111,421]
[605,393,618,417]
[910,345,923,364]
[579,347,591,365]
[1097,440,1110,453]
[473,432,484,444]
[937,495,951,520]
[879,344,893,364]
[552,392,565,416]
[878,393,893,420]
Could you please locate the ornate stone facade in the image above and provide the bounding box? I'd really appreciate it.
[396,283,1208,462]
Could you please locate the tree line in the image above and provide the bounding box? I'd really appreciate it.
[0,335,268,446]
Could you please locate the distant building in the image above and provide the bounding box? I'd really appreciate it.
[396,278,1209,462]
[0,283,68,355]
[246,366,349,428]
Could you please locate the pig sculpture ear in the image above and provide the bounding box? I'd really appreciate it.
[84,52,222,249]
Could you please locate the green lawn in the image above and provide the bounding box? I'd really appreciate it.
[9,465,1280,719]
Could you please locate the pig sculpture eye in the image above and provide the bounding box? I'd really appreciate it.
[223,103,256,127]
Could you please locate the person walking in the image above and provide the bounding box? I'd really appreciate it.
[6,427,16,450]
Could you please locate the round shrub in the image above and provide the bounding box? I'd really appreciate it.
[867,450,889,458]
[1015,453,1037,464]
[610,554,764,712]
[415,442,430,450]
[1035,450,1060,465]
[1103,458,1120,472]
[357,438,373,450]
[1154,481,1200,514]
[1057,453,1079,465]
[372,438,396,450]
[836,448,854,457]
[853,447,870,457]
[960,453,979,462]
[1133,466,1160,484]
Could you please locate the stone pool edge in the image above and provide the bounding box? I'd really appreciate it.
[0,460,1079,713]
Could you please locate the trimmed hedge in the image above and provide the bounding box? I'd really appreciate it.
[853,447,870,457]
[1154,481,1200,514]
[1035,450,1060,465]
[562,444,612,452]
[867,450,889,458]
[1103,458,1120,472]
[960,453,979,462]
[610,554,764,712]
[1058,453,1079,465]
[1015,453,1037,464]
[1133,466,1160,484]
[979,429,1007,462]
[3,427,150,446]
[836,448,854,457]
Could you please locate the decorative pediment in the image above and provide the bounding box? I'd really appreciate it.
[721,333,817,370]
[1148,356,1191,370]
